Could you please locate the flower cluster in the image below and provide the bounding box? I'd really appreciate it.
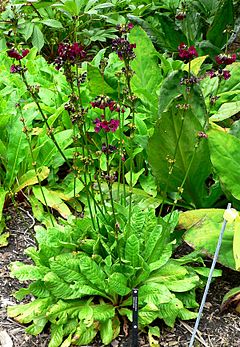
[207,69,231,80]
[175,11,186,20]
[215,53,236,66]
[112,38,136,61]
[7,48,29,60]
[91,95,124,113]
[93,117,120,133]
[101,143,117,154]
[178,43,198,62]
[116,23,134,34]
[54,42,86,70]
[10,64,23,74]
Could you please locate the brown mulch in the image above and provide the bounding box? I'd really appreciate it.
[1,204,240,347]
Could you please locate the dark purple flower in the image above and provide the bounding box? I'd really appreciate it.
[178,43,198,62]
[7,48,29,61]
[93,118,120,133]
[102,143,117,154]
[223,70,231,80]
[112,37,136,61]
[175,11,186,20]
[91,95,120,112]
[10,64,22,73]
[215,53,236,66]
[54,42,86,69]
[207,70,216,78]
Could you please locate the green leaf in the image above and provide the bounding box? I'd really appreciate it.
[207,0,234,48]
[148,102,211,207]
[0,187,6,222]
[32,25,44,51]
[233,215,240,271]
[44,272,73,299]
[10,262,48,281]
[210,101,240,122]
[49,324,64,347]
[13,166,50,193]
[100,319,113,345]
[179,209,236,269]
[108,273,131,296]
[125,234,140,268]
[144,225,163,263]
[5,117,29,188]
[129,26,162,119]
[79,256,106,290]
[87,63,116,97]
[183,55,208,75]
[158,297,183,327]
[208,126,240,201]
[33,186,72,219]
[125,168,145,187]
[138,283,173,306]
[41,19,63,28]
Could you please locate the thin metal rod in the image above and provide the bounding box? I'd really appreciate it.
[132,288,138,347]
[189,203,231,347]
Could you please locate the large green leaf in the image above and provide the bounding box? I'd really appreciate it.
[179,209,236,269]
[148,103,211,207]
[129,26,162,119]
[233,215,240,271]
[5,117,29,188]
[208,125,240,201]
[87,63,116,97]
[207,0,234,48]
[125,234,140,268]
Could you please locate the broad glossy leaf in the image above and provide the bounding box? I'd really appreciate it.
[10,262,48,281]
[179,209,237,269]
[33,186,71,219]
[32,25,44,51]
[0,188,6,222]
[129,26,162,119]
[13,166,50,193]
[208,126,240,201]
[183,55,208,76]
[49,324,63,347]
[125,168,144,188]
[207,0,234,48]
[87,63,115,97]
[148,103,211,207]
[5,117,29,188]
[233,216,240,270]
[79,256,106,290]
[210,101,240,122]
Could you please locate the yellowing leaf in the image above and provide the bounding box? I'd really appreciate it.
[13,166,50,193]
[183,55,208,75]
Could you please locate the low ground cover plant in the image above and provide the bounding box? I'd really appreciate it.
[1,0,240,345]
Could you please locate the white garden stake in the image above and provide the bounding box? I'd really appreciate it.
[189,203,234,347]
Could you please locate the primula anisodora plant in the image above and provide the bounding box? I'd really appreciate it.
[2,23,222,347]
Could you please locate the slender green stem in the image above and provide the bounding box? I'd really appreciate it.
[20,116,54,226]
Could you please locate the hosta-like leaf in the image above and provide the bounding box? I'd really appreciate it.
[125,234,140,268]
[179,209,236,269]
[5,117,29,188]
[129,26,162,119]
[148,102,211,207]
[208,125,240,201]
[33,186,71,219]
[92,303,115,322]
[13,166,50,193]
[139,283,173,306]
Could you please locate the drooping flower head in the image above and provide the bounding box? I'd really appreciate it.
[215,53,236,66]
[178,43,198,62]
[7,48,29,61]
[93,117,120,133]
[54,42,86,70]
[112,37,136,61]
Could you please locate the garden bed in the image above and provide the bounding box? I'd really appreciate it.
[1,205,240,347]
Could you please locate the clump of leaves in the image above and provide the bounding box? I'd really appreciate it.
[8,205,218,346]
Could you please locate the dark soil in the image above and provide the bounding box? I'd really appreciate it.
[1,204,240,347]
